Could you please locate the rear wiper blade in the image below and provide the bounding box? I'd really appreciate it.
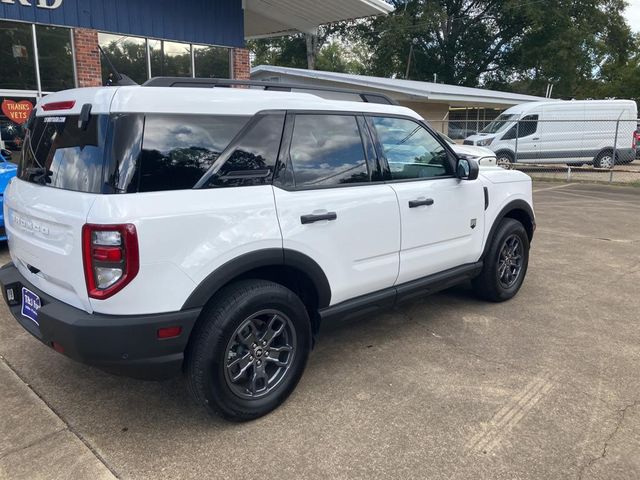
[25,167,53,185]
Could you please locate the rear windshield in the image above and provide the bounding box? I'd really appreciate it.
[20,115,108,193]
[20,113,250,193]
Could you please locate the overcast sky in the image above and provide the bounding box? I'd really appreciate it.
[626,0,640,32]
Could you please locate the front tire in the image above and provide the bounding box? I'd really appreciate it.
[496,151,515,169]
[472,218,530,302]
[185,280,311,421]
[593,150,615,169]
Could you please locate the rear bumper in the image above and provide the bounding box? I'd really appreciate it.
[0,262,201,380]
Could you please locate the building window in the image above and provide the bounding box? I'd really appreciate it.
[149,40,191,77]
[0,20,37,91]
[36,26,74,92]
[98,33,148,85]
[194,45,230,78]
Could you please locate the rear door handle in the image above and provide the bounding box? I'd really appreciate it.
[532,137,540,140]
[300,212,337,224]
[408,198,434,208]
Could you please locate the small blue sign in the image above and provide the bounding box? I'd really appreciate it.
[21,287,41,325]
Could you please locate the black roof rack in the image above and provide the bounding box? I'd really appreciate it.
[142,77,398,105]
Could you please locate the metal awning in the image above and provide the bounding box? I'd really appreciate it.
[243,0,394,38]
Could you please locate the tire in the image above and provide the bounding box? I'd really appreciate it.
[593,150,615,169]
[496,151,514,169]
[472,218,530,302]
[185,279,311,421]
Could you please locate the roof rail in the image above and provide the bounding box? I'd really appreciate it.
[141,77,398,105]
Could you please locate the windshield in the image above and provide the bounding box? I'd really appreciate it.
[20,114,109,193]
[480,114,518,134]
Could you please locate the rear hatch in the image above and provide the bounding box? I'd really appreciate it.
[4,88,117,313]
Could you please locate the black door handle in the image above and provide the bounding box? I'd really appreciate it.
[300,212,338,224]
[408,198,434,208]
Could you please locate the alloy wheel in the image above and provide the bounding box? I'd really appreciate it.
[223,310,296,399]
[497,234,523,288]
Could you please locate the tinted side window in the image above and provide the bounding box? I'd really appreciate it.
[202,113,285,188]
[518,114,538,137]
[104,114,144,193]
[289,114,369,187]
[138,115,248,192]
[372,117,452,180]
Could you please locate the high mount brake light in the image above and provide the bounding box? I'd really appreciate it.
[41,100,75,111]
[82,224,139,299]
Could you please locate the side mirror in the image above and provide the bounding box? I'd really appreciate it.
[457,157,479,180]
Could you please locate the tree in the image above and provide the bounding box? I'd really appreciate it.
[247,0,636,100]
[248,22,361,70]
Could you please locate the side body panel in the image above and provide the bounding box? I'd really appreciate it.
[478,169,534,257]
[273,184,401,306]
[391,178,485,284]
[86,185,282,315]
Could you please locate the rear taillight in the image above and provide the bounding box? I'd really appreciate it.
[633,132,638,149]
[82,224,139,299]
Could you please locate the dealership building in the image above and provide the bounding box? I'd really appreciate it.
[0,0,393,149]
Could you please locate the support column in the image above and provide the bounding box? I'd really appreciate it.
[73,28,102,87]
[231,48,250,80]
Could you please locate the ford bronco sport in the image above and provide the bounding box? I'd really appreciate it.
[0,79,535,421]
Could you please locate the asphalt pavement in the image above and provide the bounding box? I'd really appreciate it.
[0,182,639,480]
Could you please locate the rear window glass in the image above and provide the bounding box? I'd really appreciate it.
[138,115,249,192]
[20,114,108,193]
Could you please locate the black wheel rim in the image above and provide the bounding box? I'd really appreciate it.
[497,234,523,288]
[223,310,296,399]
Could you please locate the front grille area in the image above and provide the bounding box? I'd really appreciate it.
[463,140,474,145]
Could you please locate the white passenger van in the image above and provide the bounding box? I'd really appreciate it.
[464,100,637,168]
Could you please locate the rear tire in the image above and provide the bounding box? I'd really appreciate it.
[472,218,530,302]
[185,279,311,421]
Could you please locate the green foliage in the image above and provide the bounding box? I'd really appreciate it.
[247,0,638,102]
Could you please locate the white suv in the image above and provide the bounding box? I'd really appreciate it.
[0,79,535,421]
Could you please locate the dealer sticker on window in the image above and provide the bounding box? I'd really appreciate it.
[21,287,41,325]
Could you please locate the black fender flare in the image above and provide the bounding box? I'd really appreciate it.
[482,200,536,259]
[181,248,331,310]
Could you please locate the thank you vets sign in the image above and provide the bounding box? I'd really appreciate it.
[2,99,33,125]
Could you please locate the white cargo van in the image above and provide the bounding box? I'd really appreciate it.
[464,100,637,168]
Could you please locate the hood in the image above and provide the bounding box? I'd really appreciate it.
[450,143,495,158]
[449,143,496,166]
[464,133,497,142]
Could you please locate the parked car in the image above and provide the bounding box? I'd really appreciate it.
[464,100,637,168]
[0,149,17,241]
[446,124,477,140]
[0,81,535,421]
[438,132,497,167]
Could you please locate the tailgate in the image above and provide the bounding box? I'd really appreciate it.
[5,178,96,312]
